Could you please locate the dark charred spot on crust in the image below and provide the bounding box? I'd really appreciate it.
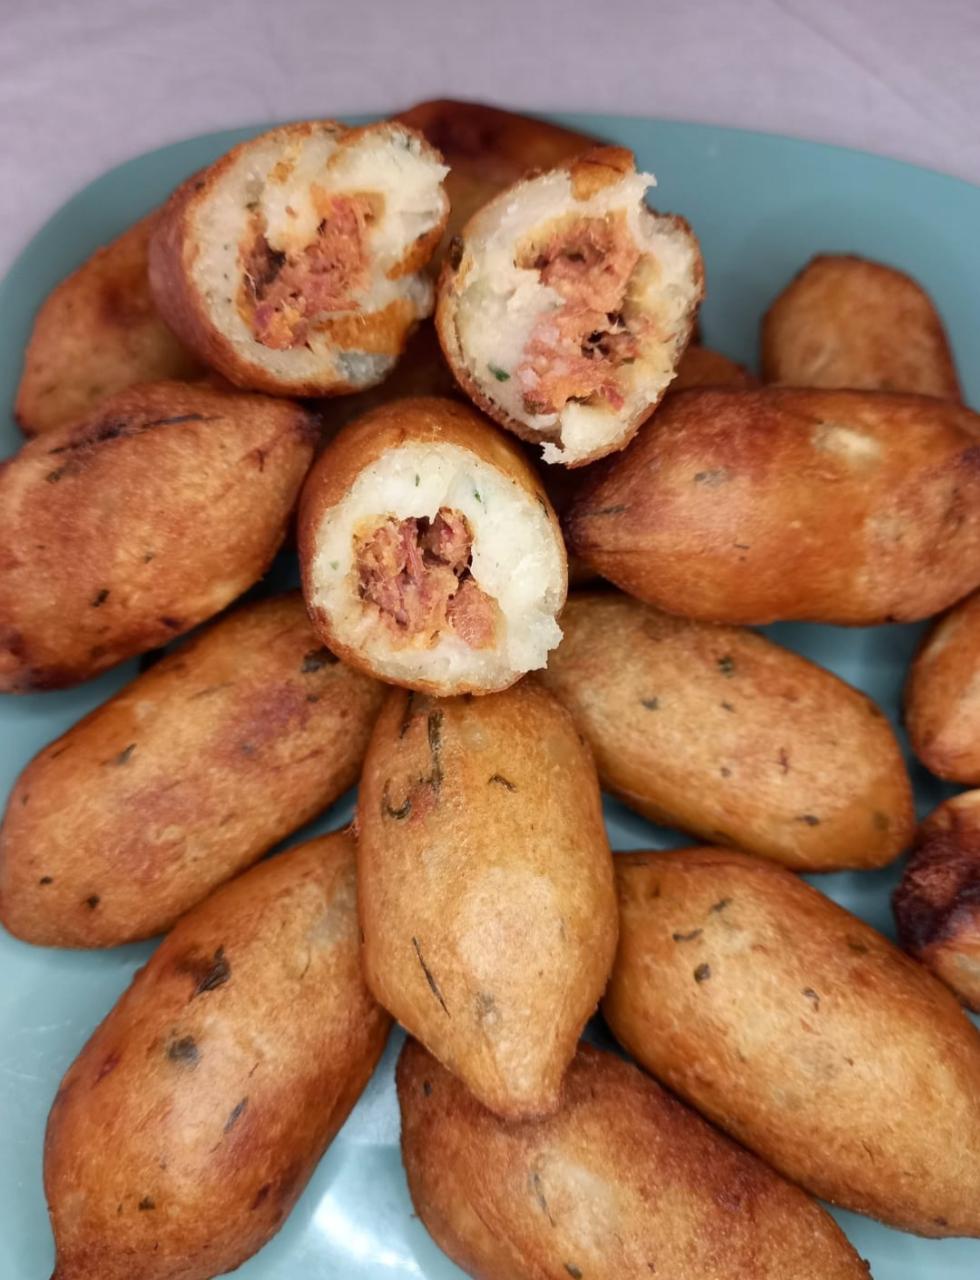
[412,936,449,1015]
[108,743,136,767]
[935,1216,949,1228]
[301,647,337,673]
[795,813,820,826]
[46,413,218,459]
[475,991,497,1021]
[447,235,464,270]
[720,701,735,713]
[422,1079,432,1097]
[488,773,517,791]
[717,655,735,677]
[694,963,711,983]
[181,946,232,998]
[84,894,100,910]
[693,468,730,486]
[427,711,444,791]
[672,928,702,942]
[777,748,790,774]
[803,987,820,1010]
[91,588,110,608]
[159,616,183,631]
[38,875,53,885]
[719,766,731,778]
[872,810,890,831]
[224,1097,249,1133]
[138,1196,155,1211]
[641,696,660,710]
[143,413,215,428]
[382,784,412,820]
[846,938,869,955]
[239,742,257,756]
[251,1183,272,1210]
[530,1170,555,1225]
[167,1035,199,1066]
[399,692,417,737]
[564,1265,583,1279]
[709,898,731,914]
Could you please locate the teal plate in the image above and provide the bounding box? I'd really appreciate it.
[2,113,980,1278]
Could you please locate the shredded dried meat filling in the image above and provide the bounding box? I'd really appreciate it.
[240,194,375,350]
[355,508,498,649]
[515,212,642,415]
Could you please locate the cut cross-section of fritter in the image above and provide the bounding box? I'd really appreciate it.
[299,397,567,695]
[395,98,603,265]
[437,145,703,466]
[149,120,449,396]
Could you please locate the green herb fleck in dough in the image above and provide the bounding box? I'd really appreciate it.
[488,363,511,382]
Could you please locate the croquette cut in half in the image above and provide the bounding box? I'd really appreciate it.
[436,145,703,466]
[299,397,567,695]
[149,121,450,396]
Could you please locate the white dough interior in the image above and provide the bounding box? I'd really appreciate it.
[188,125,448,387]
[450,168,699,463]
[309,443,565,688]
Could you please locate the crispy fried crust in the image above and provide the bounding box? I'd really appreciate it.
[358,683,616,1119]
[605,848,980,1236]
[670,344,757,391]
[762,254,961,398]
[567,387,980,624]
[298,395,566,695]
[148,121,448,396]
[905,588,980,781]
[14,212,202,437]
[436,147,704,467]
[894,792,980,1012]
[44,831,391,1280]
[0,593,384,947]
[398,1039,871,1280]
[539,592,913,870]
[395,98,602,260]
[0,381,316,691]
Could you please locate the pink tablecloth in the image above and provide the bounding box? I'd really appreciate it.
[3,0,978,271]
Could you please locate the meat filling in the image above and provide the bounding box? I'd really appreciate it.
[355,508,499,649]
[515,212,643,415]
[240,194,376,350]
